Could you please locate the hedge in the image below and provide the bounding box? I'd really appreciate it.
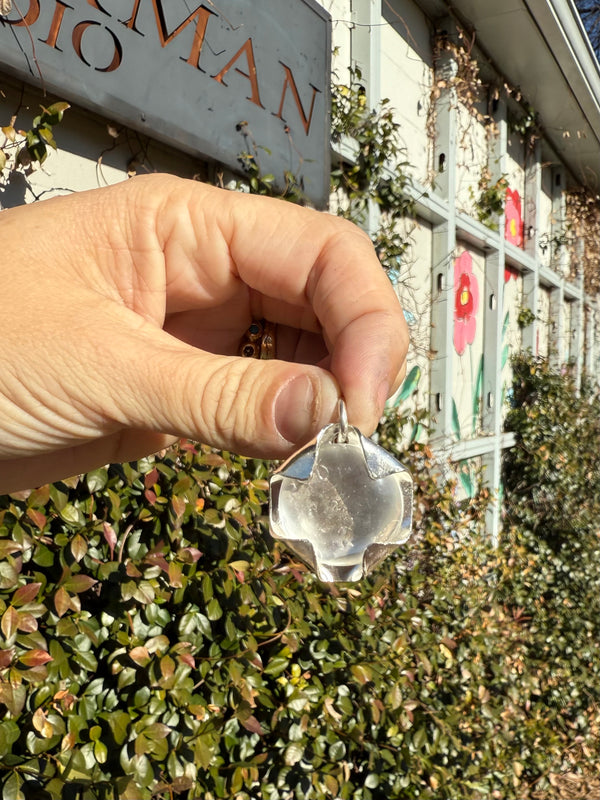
[1,363,599,799]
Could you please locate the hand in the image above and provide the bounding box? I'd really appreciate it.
[0,174,408,492]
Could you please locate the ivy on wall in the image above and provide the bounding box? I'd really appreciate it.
[330,69,415,274]
[0,102,69,177]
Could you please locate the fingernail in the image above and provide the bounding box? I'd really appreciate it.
[275,373,337,444]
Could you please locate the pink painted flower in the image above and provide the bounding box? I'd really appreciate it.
[505,188,523,248]
[454,251,479,355]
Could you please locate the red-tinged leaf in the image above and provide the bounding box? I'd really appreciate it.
[0,648,14,669]
[171,495,186,519]
[27,508,47,530]
[71,534,88,562]
[177,547,202,563]
[144,467,159,489]
[12,581,42,607]
[160,655,175,679]
[1,606,19,640]
[144,488,157,505]
[145,552,169,573]
[0,681,26,715]
[62,574,97,594]
[200,452,225,467]
[0,541,22,558]
[17,612,38,633]
[19,649,53,667]
[129,646,150,666]
[178,653,195,669]
[168,562,183,588]
[54,586,71,618]
[239,714,265,736]
[440,636,457,651]
[144,722,170,740]
[53,689,76,711]
[102,522,117,559]
[125,562,142,578]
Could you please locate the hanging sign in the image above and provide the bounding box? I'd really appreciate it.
[0,0,331,205]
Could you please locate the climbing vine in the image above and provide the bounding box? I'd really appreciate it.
[565,187,600,294]
[330,69,415,275]
[0,101,69,178]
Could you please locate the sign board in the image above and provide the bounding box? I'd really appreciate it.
[0,0,331,206]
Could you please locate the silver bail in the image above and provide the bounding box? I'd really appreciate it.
[269,399,413,582]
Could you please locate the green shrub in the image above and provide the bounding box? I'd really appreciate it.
[503,353,600,542]
[0,395,598,799]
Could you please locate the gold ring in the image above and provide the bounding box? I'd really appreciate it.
[240,319,276,359]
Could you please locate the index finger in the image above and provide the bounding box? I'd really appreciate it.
[216,189,409,432]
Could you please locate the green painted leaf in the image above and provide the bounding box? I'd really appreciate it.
[473,354,484,434]
[394,365,421,405]
[451,398,461,439]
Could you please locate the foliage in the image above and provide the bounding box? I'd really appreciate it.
[330,70,415,274]
[1,57,599,800]
[503,353,600,544]
[565,187,600,293]
[516,307,536,330]
[0,102,69,176]
[470,169,508,230]
[0,410,599,798]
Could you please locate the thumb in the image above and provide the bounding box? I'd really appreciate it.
[106,321,340,458]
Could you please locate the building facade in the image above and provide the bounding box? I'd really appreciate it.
[328,0,600,538]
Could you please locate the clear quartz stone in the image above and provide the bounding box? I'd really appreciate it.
[269,411,413,582]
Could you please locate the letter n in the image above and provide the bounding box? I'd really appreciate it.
[275,63,320,135]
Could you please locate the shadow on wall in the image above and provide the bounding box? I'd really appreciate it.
[0,169,28,208]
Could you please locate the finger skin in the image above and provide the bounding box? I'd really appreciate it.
[0,174,408,491]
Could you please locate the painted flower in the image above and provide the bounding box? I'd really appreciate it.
[505,187,523,248]
[504,264,520,283]
[454,251,479,355]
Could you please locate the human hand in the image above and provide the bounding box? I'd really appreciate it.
[0,174,408,492]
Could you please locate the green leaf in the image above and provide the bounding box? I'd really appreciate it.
[284,743,304,766]
[58,503,85,527]
[206,598,222,621]
[2,771,24,800]
[87,468,108,493]
[63,574,97,594]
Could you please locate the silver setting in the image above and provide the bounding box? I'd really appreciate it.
[269,400,413,582]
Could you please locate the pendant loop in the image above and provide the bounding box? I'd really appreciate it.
[337,398,349,444]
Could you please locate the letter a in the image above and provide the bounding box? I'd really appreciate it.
[212,39,265,109]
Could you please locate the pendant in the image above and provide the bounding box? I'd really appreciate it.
[269,400,413,582]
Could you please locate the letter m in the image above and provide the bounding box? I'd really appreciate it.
[122,0,216,68]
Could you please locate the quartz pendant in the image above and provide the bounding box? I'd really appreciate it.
[269,400,413,582]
